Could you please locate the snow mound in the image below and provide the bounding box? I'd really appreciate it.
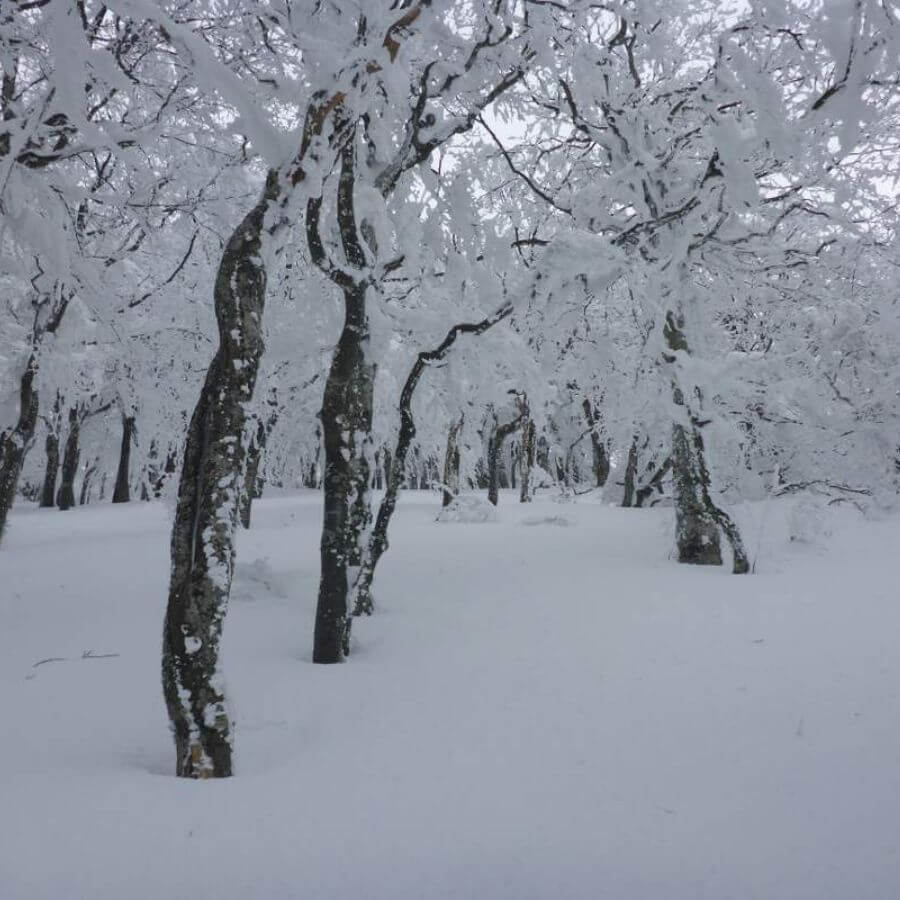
[232,557,289,601]
[521,514,574,527]
[788,496,833,545]
[435,495,499,524]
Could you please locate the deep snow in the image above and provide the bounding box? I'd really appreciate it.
[1,490,898,899]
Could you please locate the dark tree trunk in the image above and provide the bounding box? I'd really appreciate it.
[442,416,463,507]
[0,355,39,542]
[40,431,59,508]
[373,449,383,490]
[519,418,536,503]
[664,311,748,573]
[635,456,672,507]
[346,306,512,637]
[162,172,276,779]
[57,406,81,512]
[239,417,268,529]
[152,445,177,498]
[141,439,154,501]
[487,404,526,506]
[621,437,638,508]
[671,422,722,564]
[80,459,98,505]
[112,414,135,504]
[382,445,391,491]
[313,281,375,663]
[582,399,610,488]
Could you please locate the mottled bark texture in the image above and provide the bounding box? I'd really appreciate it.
[56,406,80,511]
[0,355,39,542]
[665,311,748,574]
[112,414,135,503]
[313,280,375,663]
[309,133,377,664]
[162,173,276,778]
[442,417,464,507]
[519,417,536,503]
[487,400,527,506]
[582,399,610,488]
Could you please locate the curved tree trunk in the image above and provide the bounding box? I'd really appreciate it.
[57,406,80,512]
[347,305,512,636]
[162,172,276,778]
[0,355,39,542]
[112,414,135,504]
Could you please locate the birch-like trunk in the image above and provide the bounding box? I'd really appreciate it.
[162,173,276,778]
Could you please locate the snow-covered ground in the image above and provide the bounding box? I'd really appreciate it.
[2,490,899,900]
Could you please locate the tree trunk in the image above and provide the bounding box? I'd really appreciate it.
[635,456,671,507]
[519,418,536,502]
[0,355,39,542]
[487,407,526,506]
[671,422,722,564]
[442,416,463,507]
[162,172,276,778]
[40,431,59,508]
[57,406,80,512]
[112,414,135,503]
[80,459,98,505]
[621,437,638,508]
[582,400,610,488]
[313,281,375,664]
[346,306,512,634]
[664,311,748,573]
[239,418,266,529]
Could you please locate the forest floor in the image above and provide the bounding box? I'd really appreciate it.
[2,489,899,899]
